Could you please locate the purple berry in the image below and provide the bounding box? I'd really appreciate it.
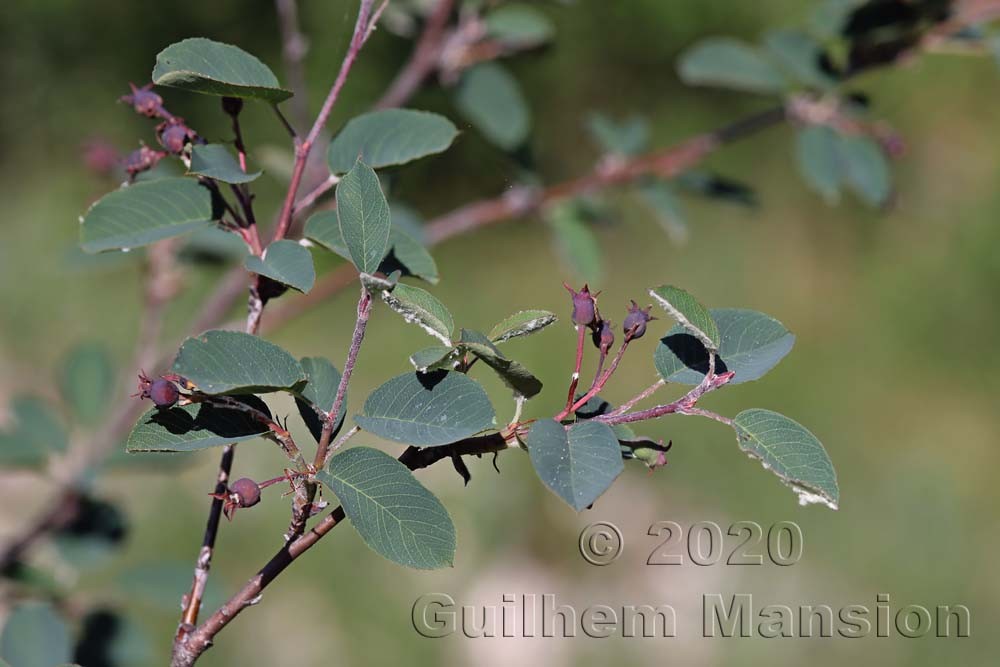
[120,82,163,118]
[564,283,599,327]
[148,379,179,409]
[623,300,656,340]
[157,119,193,154]
[592,319,615,354]
[230,478,261,508]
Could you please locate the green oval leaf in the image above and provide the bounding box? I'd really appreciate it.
[488,309,558,344]
[244,240,315,293]
[126,397,272,452]
[796,125,842,204]
[0,602,72,667]
[294,356,345,443]
[454,62,530,150]
[80,177,218,253]
[0,396,68,467]
[678,37,787,94]
[732,409,839,510]
[59,343,115,426]
[763,30,835,89]
[526,419,624,511]
[152,38,292,102]
[654,308,795,385]
[839,135,891,208]
[336,160,392,274]
[408,346,459,373]
[172,330,305,395]
[317,446,456,569]
[458,329,542,399]
[327,109,458,174]
[485,4,555,47]
[380,283,455,345]
[649,285,720,350]
[306,212,438,284]
[356,371,496,447]
[189,144,262,184]
[547,202,603,284]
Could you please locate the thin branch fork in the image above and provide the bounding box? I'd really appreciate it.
[271,0,382,244]
[172,432,508,667]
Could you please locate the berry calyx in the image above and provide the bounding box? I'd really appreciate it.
[120,82,164,118]
[563,283,599,327]
[623,300,656,340]
[123,145,165,179]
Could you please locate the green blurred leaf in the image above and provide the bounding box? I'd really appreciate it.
[74,609,153,667]
[485,4,555,46]
[547,203,603,284]
[526,419,623,511]
[317,446,456,569]
[59,343,115,427]
[179,226,247,264]
[336,160,392,274]
[327,109,458,174]
[294,357,345,443]
[457,329,543,399]
[0,602,72,667]
[356,371,496,446]
[654,308,795,385]
[488,309,558,344]
[796,125,843,204]
[649,285,720,350]
[0,396,67,467]
[678,37,787,94]
[810,0,865,39]
[80,177,218,253]
[53,496,127,569]
[126,397,272,452]
[172,330,305,395]
[764,30,835,89]
[409,346,459,373]
[380,283,455,345]
[188,144,262,184]
[116,562,224,612]
[244,240,315,293]
[637,181,688,244]
[586,113,649,156]
[152,38,292,102]
[732,409,839,510]
[839,134,891,207]
[454,63,530,150]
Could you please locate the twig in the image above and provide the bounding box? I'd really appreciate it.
[374,0,455,109]
[175,444,234,646]
[174,433,509,666]
[271,0,380,244]
[314,287,372,470]
[610,378,665,416]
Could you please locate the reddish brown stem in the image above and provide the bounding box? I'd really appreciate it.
[271,0,379,244]
[374,0,455,109]
[563,325,586,412]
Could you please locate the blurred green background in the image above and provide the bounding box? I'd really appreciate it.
[2,0,999,665]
